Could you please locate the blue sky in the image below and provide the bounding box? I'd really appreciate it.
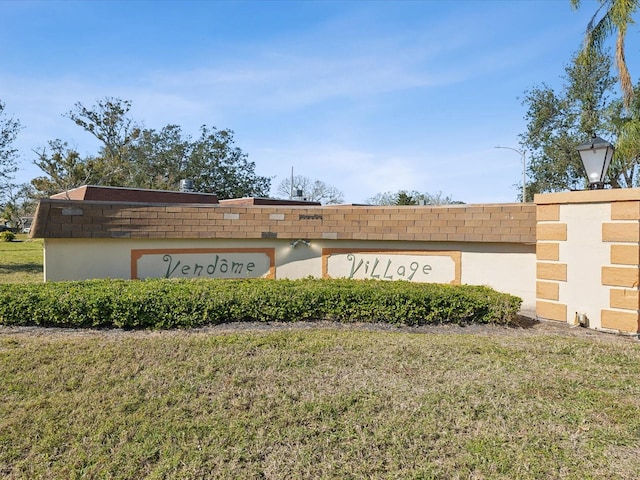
[1,0,636,204]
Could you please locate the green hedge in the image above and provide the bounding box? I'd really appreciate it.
[0,278,522,329]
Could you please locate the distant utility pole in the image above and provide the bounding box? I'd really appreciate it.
[495,146,527,202]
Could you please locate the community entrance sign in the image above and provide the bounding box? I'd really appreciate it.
[323,249,461,284]
[131,248,275,279]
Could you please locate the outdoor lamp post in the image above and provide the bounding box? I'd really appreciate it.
[495,146,526,202]
[576,134,615,190]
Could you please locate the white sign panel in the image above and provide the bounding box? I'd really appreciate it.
[132,249,273,279]
[326,251,458,283]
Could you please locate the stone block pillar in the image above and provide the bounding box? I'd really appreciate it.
[535,190,640,334]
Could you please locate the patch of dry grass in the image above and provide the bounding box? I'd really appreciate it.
[1,327,639,479]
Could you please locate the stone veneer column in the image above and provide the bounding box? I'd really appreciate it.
[536,203,568,322]
[601,201,640,332]
[536,190,640,334]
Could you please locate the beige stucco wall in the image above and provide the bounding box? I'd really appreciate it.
[43,238,536,314]
[559,203,611,329]
[460,246,536,315]
[536,189,640,334]
[33,189,640,333]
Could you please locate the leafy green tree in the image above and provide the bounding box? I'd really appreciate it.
[571,0,639,108]
[606,80,640,186]
[397,191,416,205]
[31,140,92,196]
[66,97,140,185]
[0,101,21,204]
[0,183,37,230]
[34,99,271,199]
[520,50,623,193]
[127,125,189,190]
[276,175,344,204]
[529,1,640,192]
[184,126,270,199]
[366,190,462,206]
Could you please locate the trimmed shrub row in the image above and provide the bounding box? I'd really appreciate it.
[0,278,522,329]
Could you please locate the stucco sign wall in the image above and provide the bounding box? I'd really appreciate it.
[322,249,461,284]
[131,248,275,279]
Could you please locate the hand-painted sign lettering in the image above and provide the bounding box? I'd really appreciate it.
[346,253,431,281]
[162,254,256,277]
[325,250,459,284]
[131,249,274,279]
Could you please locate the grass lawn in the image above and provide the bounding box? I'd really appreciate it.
[0,235,43,283]
[1,236,640,478]
[1,326,639,479]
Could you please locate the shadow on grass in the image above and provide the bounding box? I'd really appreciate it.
[0,263,44,275]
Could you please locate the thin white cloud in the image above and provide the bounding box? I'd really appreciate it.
[2,0,611,205]
[255,144,431,203]
[131,5,546,117]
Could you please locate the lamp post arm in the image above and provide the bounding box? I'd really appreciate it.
[495,146,527,203]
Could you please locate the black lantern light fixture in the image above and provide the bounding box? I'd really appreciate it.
[576,134,615,190]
